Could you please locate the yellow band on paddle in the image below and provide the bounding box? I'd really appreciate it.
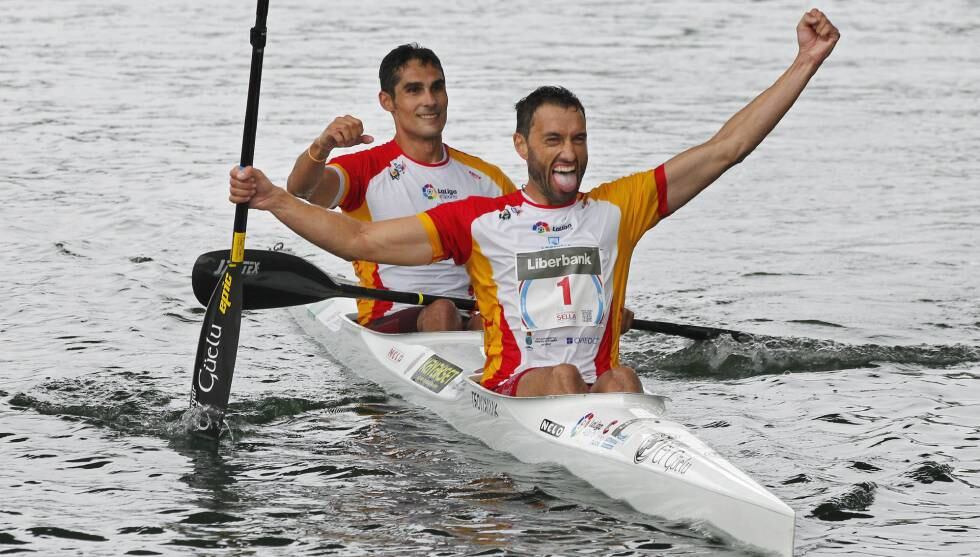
[418,293,423,304]
[231,232,246,263]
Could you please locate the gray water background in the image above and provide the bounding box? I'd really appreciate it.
[2,0,979,555]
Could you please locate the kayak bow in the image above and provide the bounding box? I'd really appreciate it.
[292,297,795,555]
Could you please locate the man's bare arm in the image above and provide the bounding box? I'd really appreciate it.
[664,9,840,213]
[286,115,374,208]
[231,166,433,266]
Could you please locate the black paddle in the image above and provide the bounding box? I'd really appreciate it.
[191,249,753,342]
[189,0,269,438]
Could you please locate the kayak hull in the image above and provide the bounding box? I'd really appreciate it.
[293,298,795,556]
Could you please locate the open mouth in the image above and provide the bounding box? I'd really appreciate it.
[551,164,578,192]
[417,112,440,120]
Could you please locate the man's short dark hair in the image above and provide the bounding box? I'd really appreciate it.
[379,43,444,98]
[515,86,586,137]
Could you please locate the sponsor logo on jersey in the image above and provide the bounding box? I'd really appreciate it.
[516,246,601,280]
[565,336,601,345]
[498,210,511,220]
[531,218,569,234]
[539,419,565,438]
[524,332,559,350]
[410,355,462,393]
[468,169,482,180]
[555,311,576,323]
[422,183,459,201]
[389,161,405,180]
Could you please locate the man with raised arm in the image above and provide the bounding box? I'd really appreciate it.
[286,44,517,333]
[231,10,839,397]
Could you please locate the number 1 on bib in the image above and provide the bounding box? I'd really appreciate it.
[515,246,606,331]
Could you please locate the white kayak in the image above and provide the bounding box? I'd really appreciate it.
[292,297,795,556]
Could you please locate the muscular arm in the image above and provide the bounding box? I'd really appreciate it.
[664,9,840,213]
[231,166,433,266]
[286,141,343,208]
[285,115,374,208]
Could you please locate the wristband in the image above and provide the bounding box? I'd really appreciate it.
[306,144,327,163]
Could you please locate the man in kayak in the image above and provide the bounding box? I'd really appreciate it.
[285,43,517,333]
[230,9,839,397]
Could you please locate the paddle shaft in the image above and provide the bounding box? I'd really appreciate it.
[235,0,269,230]
[189,1,269,435]
[631,319,751,342]
[192,249,755,342]
[331,280,476,311]
[314,282,750,341]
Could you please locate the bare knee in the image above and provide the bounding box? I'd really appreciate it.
[418,299,462,332]
[465,313,484,331]
[591,366,643,393]
[552,364,589,394]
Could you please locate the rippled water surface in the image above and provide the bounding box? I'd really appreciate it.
[2,0,979,555]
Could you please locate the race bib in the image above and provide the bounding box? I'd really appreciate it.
[515,246,605,331]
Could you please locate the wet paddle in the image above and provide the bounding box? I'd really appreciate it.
[189,0,269,438]
[191,249,753,342]
[192,249,478,312]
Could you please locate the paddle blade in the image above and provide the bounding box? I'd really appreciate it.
[632,318,753,342]
[192,249,339,310]
[190,264,243,436]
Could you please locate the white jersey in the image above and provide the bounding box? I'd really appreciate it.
[419,167,669,387]
[326,140,515,324]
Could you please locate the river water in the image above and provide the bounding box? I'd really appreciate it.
[2,0,978,555]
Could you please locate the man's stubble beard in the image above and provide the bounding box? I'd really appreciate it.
[526,147,580,206]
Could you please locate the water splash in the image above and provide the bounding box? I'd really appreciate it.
[628,334,980,378]
[7,372,392,442]
[810,482,877,521]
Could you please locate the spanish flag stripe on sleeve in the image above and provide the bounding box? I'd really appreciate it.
[327,163,351,208]
[331,141,402,212]
[654,164,669,218]
[587,168,667,245]
[416,213,446,262]
[425,195,512,266]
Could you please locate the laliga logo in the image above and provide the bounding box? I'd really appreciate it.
[532,221,550,234]
[422,184,438,200]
